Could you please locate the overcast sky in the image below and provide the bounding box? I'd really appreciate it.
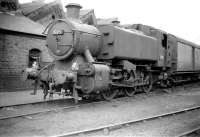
[19,0,200,45]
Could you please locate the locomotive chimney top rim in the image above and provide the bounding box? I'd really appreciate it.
[65,3,82,9]
[65,3,82,19]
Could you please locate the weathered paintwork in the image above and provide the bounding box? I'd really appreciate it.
[195,48,200,70]
[46,19,101,60]
[128,24,166,67]
[97,25,158,61]
[52,55,86,85]
[177,42,193,71]
[128,24,200,72]
[167,35,177,71]
[78,63,110,94]
[176,37,200,71]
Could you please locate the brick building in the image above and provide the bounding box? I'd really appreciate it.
[20,0,65,27]
[0,12,53,92]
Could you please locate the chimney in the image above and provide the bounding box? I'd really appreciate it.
[0,0,19,12]
[65,3,82,19]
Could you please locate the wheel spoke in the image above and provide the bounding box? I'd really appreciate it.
[143,84,152,93]
[101,89,118,100]
[143,75,152,93]
[125,88,136,97]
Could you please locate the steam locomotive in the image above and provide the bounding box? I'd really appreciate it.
[25,3,200,103]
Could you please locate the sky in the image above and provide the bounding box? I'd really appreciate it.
[19,0,200,45]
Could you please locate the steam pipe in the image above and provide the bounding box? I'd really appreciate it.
[84,48,95,63]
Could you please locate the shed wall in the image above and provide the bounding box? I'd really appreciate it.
[0,32,53,92]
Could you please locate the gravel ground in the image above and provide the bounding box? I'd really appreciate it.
[0,89,65,107]
[83,107,200,137]
[0,86,200,137]
[0,98,76,119]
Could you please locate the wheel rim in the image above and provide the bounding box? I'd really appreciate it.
[125,88,136,97]
[143,84,152,93]
[143,76,152,93]
[101,89,118,100]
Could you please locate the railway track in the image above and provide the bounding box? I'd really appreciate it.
[0,85,200,137]
[176,127,200,137]
[1,94,126,121]
[0,98,91,120]
[0,103,76,120]
[57,105,200,137]
[0,90,176,120]
[1,82,199,121]
[0,97,71,109]
[0,90,155,120]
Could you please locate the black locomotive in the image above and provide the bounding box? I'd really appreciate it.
[25,3,200,103]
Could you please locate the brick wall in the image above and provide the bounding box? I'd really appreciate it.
[0,32,53,92]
